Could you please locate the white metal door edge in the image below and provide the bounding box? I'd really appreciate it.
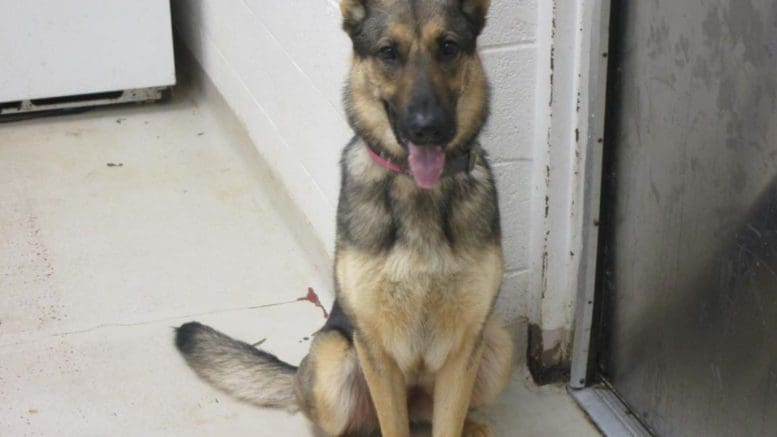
[569,0,612,388]
[527,0,612,373]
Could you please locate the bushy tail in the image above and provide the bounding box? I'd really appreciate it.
[175,322,298,412]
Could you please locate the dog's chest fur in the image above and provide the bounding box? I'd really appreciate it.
[336,140,500,252]
[335,140,502,380]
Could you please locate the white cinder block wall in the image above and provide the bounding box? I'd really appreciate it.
[171,0,543,331]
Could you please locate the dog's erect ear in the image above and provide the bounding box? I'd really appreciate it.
[340,0,367,36]
[459,0,491,36]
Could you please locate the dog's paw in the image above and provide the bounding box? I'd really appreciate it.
[463,420,492,437]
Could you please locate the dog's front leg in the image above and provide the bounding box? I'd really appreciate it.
[354,334,410,437]
[432,335,484,437]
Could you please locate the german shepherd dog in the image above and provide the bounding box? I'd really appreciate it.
[175,0,513,435]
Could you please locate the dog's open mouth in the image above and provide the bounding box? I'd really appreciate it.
[384,101,449,189]
[406,141,445,189]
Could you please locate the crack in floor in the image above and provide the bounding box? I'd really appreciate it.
[0,289,328,349]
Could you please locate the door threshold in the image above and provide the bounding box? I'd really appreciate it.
[568,385,652,436]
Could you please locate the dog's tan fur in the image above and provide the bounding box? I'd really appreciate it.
[337,244,508,436]
[176,1,512,436]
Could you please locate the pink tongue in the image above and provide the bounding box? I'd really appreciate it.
[407,142,445,189]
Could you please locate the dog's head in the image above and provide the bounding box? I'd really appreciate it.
[341,0,490,189]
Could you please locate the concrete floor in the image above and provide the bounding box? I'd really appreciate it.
[0,76,599,436]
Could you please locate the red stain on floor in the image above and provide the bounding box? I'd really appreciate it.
[297,287,329,319]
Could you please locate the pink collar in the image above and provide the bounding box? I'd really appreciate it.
[365,143,410,174]
[364,141,475,177]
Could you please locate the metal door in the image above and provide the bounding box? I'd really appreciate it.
[597,0,777,435]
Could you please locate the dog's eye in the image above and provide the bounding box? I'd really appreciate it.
[440,40,460,59]
[377,46,398,62]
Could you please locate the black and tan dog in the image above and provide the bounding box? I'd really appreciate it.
[175,0,513,435]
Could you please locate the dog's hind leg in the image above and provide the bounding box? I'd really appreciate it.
[470,318,514,408]
[296,330,377,436]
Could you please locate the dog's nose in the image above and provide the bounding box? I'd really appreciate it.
[407,108,450,145]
